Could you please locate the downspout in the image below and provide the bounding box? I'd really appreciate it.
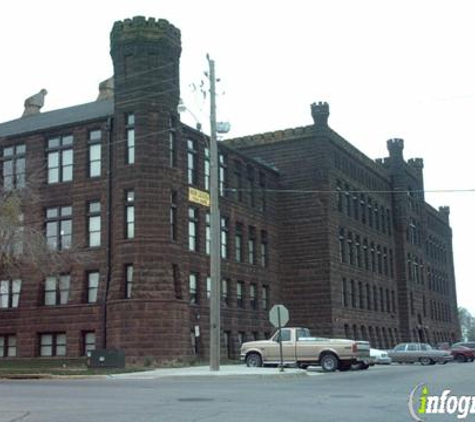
[101,116,113,349]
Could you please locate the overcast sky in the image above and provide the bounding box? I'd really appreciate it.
[1,0,473,316]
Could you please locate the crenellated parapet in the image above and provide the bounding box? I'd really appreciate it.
[225,126,315,148]
[110,16,181,49]
[408,158,424,171]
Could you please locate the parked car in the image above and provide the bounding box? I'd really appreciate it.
[388,342,453,365]
[451,341,475,351]
[369,348,392,365]
[450,345,475,363]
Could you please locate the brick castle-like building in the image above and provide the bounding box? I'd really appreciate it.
[0,16,459,364]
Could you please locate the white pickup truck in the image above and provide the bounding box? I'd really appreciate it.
[240,327,370,372]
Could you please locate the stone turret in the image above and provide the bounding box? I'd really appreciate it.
[387,138,404,160]
[110,16,181,110]
[311,101,330,127]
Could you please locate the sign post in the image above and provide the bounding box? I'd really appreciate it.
[269,304,289,372]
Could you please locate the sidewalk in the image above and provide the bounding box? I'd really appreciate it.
[108,364,309,380]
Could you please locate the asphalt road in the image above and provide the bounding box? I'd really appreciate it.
[1,362,474,422]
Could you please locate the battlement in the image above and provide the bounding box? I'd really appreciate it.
[311,101,330,126]
[439,206,450,216]
[225,126,314,148]
[408,158,424,170]
[111,16,181,47]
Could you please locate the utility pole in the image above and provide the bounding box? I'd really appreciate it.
[208,54,221,371]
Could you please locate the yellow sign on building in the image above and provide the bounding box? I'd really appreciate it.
[188,187,210,207]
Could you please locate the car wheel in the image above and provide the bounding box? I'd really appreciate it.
[419,357,433,366]
[455,354,467,363]
[320,353,339,372]
[298,363,309,370]
[246,352,263,368]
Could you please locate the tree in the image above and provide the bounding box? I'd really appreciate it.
[0,183,73,277]
[458,307,475,341]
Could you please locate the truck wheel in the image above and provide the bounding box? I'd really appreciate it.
[320,353,339,372]
[246,352,263,368]
[419,357,433,366]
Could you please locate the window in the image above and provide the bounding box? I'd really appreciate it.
[46,206,72,250]
[44,275,70,306]
[370,242,376,272]
[125,264,133,299]
[248,226,256,265]
[360,195,366,223]
[173,264,182,299]
[88,130,101,177]
[2,144,25,190]
[47,135,73,183]
[234,161,243,202]
[247,166,255,206]
[206,276,211,300]
[350,280,356,308]
[170,191,178,241]
[347,232,354,265]
[221,217,229,259]
[355,235,361,267]
[221,279,229,305]
[336,181,343,212]
[88,201,101,247]
[235,223,243,262]
[0,334,17,357]
[187,139,197,185]
[363,239,369,269]
[366,284,371,310]
[0,279,22,309]
[219,154,227,196]
[206,212,211,255]
[237,281,244,308]
[126,113,135,164]
[262,285,269,310]
[342,278,348,307]
[83,332,96,356]
[188,207,198,252]
[258,172,266,212]
[373,285,378,311]
[189,273,198,304]
[87,271,99,303]
[169,116,177,168]
[40,333,66,356]
[377,245,382,274]
[368,198,373,227]
[358,281,364,309]
[250,283,257,310]
[204,147,210,190]
[339,228,346,263]
[260,230,268,267]
[125,190,135,239]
